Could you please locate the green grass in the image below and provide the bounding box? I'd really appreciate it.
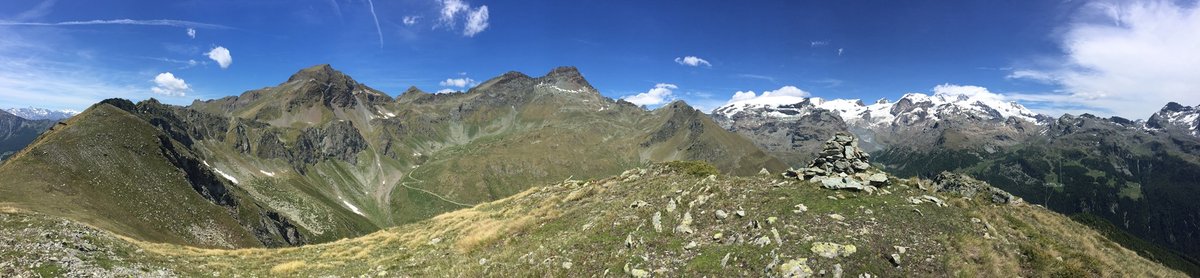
[662,160,720,177]
[0,164,1185,277]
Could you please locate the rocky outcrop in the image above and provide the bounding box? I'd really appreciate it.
[156,134,307,247]
[1146,102,1200,137]
[293,120,368,166]
[784,133,890,191]
[932,172,1017,204]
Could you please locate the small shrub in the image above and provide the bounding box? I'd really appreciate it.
[662,160,719,177]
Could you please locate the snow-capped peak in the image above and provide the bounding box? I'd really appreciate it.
[712,85,1044,127]
[1145,102,1200,136]
[3,107,80,121]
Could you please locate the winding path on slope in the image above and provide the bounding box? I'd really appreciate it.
[399,165,474,208]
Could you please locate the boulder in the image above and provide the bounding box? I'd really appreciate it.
[867,173,888,186]
[779,258,814,277]
[810,242,857,259]
[820,177,865,191]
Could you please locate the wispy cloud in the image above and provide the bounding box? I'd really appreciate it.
[674,56,712,67]
[735,74,776,83]
[143,57,203,69]
[1007,0,1200,118]
[0,19,230,29]
[186,27,196,38]
[811,78,843,88]
[463,6,489,37]
[837,48,844,56]
[810,40,829,47]
[0,58,144,111]
[365,0,384,47]
[438,0,490,37]
[403,16,420,26]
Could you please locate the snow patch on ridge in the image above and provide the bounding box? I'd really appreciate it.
[340,198,364,216]
[536,82,591,94]
[202,160,240,184]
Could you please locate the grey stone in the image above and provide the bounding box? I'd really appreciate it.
[868,173,888,186]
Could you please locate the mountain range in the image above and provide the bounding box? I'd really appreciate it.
[712,92,1200,272]
[2,108,79,121]
[0,64,782,250]
[0,64,1195,276]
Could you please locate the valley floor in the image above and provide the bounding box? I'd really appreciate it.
[0,164,1184,277]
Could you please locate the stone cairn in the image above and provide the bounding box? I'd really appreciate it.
[784,132,889,191]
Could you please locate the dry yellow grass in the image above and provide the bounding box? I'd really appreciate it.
[269,260,307,274]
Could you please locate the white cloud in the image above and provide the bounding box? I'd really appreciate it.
[1009,0,1200,118]
[463,6,489,37]
[186,28,196,39]
[722,85,812,106]
[622,83,678,106]
[674,56,712,67]
[440,0,469,25]
[810,41,829,47]
[932,84,1007,102]
[1005,69,1056,83]
[437,0,489,37]
[435,89,457,94]
[206,46,231,69]
[837,48,844,56]
[403,16,420,26]
[439,77,475,87]
[151,72,190,97]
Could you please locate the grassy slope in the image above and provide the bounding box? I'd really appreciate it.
[0,163,1181,277]
[874,138,1200,276]
[185,69,785,234]
[0,104,264,248]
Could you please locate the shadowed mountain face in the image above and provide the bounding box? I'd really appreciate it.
[0,110,54,162]
[0,65,784,248]
[716,98,1200,272]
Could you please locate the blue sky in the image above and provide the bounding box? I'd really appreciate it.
[1,0,1198,119]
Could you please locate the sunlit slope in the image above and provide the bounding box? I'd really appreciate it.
[0,102,304,248]
[0,163,1181,277]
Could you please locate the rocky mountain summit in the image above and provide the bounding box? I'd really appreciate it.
[1145,102,1200,137]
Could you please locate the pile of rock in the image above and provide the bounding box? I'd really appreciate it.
[784,132,889,191]
[933,172,1019,204]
